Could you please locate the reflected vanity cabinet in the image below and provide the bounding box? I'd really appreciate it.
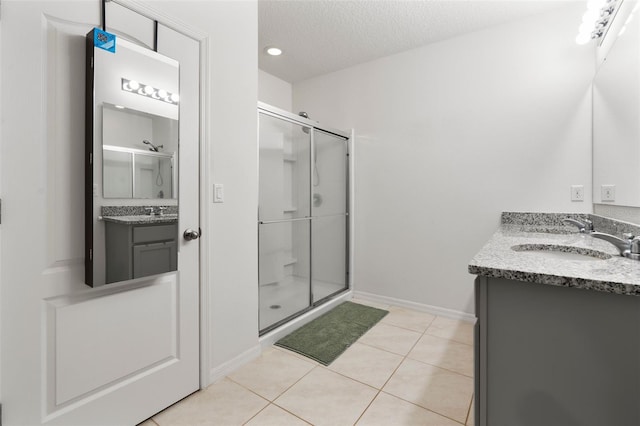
[105,221,178,283]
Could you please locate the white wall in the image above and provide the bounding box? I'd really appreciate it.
[293,4,594,315]
[259,69,292,111]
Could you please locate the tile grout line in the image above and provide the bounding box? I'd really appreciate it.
[349,308,434,425]
[371,314,468,425]
[240,401,271,426]
[267,362,323,425]
[269,308,433,425]
[268,401,314,425]
[405,319,474,378]
[237,309,470,426]
[232,359,319,425]
[352,388,383,425]
[377,390,467,426]
[464,392,474,426]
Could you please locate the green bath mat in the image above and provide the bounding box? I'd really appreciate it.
[275,301,388,366]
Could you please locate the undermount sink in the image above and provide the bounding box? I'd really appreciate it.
[511,244,612,261]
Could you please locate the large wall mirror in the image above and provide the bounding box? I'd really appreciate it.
[86,29,180,286]
[593,4,640,207]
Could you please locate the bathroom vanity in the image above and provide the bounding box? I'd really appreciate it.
[469,213,640,426]
[102,214,178,283]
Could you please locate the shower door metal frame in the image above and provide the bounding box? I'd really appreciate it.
[257,102,350,335]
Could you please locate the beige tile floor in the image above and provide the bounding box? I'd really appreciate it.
[141,300,475,426]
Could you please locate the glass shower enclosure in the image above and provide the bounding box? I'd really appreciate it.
[258,103,349,334]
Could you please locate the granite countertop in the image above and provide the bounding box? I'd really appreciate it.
[469,215,640,296]
[101,214,178,225]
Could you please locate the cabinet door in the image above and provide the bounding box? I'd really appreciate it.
[133,241,178,278]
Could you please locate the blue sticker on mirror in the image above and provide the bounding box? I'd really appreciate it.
[94,28,116,53]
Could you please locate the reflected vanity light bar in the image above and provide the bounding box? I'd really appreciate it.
[576,0,620,45]
[121,78,179,105]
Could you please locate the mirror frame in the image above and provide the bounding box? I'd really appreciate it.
[85,28,180,287]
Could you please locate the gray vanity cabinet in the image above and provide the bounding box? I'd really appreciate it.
[105,222,178,283]
[474,276,640,426]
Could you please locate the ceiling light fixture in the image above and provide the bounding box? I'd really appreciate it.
[576,0,621,45]
[265,46,283,56]
[121,78,178,105]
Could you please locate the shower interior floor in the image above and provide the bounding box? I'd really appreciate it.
[259,275,345,331]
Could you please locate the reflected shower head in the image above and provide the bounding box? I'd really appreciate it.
[143,139,162,152]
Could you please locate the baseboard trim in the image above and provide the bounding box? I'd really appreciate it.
[208,344,261,384]
[259,291,353,348]
[352,291,476,322]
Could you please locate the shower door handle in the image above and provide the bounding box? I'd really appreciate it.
[183,228,200,241]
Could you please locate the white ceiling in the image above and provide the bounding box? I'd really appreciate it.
[259,0,578,83]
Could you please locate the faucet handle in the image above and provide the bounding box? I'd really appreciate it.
[583,218,594,231]
[623,232,635,241]
[157,206,166,216]
[145,207,155,216]
[629,235,640,255]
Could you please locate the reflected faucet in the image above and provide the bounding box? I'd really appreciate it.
[144,206,166,216]
[562,217,594,233]
[591,232,640,260]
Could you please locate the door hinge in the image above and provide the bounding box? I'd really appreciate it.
[89,249,93,261]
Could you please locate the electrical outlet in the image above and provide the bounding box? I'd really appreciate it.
[602,184,615,202]
[571,185,584,202]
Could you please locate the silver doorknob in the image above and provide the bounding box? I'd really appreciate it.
[183,228,200,241]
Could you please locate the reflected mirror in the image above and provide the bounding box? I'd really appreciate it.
[593,5,640,207]
[102,103,177,199]
[86,29,180,286]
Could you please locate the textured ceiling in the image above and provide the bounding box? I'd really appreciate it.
[259,0,577,83]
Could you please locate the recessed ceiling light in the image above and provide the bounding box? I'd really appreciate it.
[265,46,282,56]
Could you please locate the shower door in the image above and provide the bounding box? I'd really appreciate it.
[258,106,349,334]
[258,111,312,332]
[311,129,349,304]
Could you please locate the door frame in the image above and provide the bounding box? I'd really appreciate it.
[110,0,212,388]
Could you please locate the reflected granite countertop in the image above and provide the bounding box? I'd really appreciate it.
[101,214,178,225]
[469,213,640,296]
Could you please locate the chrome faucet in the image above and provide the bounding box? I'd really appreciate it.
[562,217,594,233]
[591,232,640,260]
[144,206,166,216]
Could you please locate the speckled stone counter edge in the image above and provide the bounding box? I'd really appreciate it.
[101,205,178,216]
[470,212,640,297]
[470,266,640,297]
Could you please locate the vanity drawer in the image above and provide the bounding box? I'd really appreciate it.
[133,224,177,243]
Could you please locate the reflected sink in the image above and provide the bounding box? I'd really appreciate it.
[511,244,612,261]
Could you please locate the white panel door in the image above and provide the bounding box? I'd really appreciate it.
[1,2,200,425]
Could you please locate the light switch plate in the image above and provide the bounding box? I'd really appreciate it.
[213,183,224,203]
